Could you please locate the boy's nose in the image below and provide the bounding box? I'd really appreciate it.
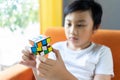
[70,26,77,35]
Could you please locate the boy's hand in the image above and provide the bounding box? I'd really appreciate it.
[37,48,77,80]
[20,46,36,68]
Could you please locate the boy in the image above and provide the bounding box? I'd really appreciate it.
[20,0,114,80]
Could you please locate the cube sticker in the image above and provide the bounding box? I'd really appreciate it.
[29,35,52,56]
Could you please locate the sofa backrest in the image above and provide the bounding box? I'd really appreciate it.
[45,27,120,80]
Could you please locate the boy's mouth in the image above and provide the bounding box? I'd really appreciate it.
[69,37,78,41]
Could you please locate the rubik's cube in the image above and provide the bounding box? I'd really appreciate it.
[29,35,52,56]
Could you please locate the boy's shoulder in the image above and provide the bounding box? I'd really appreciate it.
[92,42,111,55]
[93,42,110,50]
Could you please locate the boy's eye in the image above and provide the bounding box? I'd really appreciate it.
[77,24,85,27]
[67,23,71,26]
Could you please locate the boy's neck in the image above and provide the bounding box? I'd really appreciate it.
[67,41,92,51]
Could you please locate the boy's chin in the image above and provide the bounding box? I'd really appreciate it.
[67,41,80,46]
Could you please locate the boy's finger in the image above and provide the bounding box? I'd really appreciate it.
[25,46,31,53]
[19,60,36,68]
[22,50,30,56]
[22,49,34,57]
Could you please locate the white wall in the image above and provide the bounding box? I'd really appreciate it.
[98,0,120,29]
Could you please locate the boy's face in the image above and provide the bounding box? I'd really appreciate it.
[64,11,96,50]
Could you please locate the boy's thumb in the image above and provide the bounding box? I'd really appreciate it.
[52,48,63,62]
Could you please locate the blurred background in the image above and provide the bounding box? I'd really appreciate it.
[0,0,40,71]
[0,0,120,71]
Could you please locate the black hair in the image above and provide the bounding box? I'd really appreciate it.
[64,0,103,30]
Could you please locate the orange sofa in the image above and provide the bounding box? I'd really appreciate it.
[0,27,120,80]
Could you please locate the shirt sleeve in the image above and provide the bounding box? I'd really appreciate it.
[95,47,114,76]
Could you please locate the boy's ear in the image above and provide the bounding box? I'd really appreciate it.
[93,29,97,34]
[93,24,101,34]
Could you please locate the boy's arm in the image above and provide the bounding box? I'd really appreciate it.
[32,68,45,80]
[94,74,111,80]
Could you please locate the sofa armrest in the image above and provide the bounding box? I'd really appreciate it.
[0,64,35,80]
